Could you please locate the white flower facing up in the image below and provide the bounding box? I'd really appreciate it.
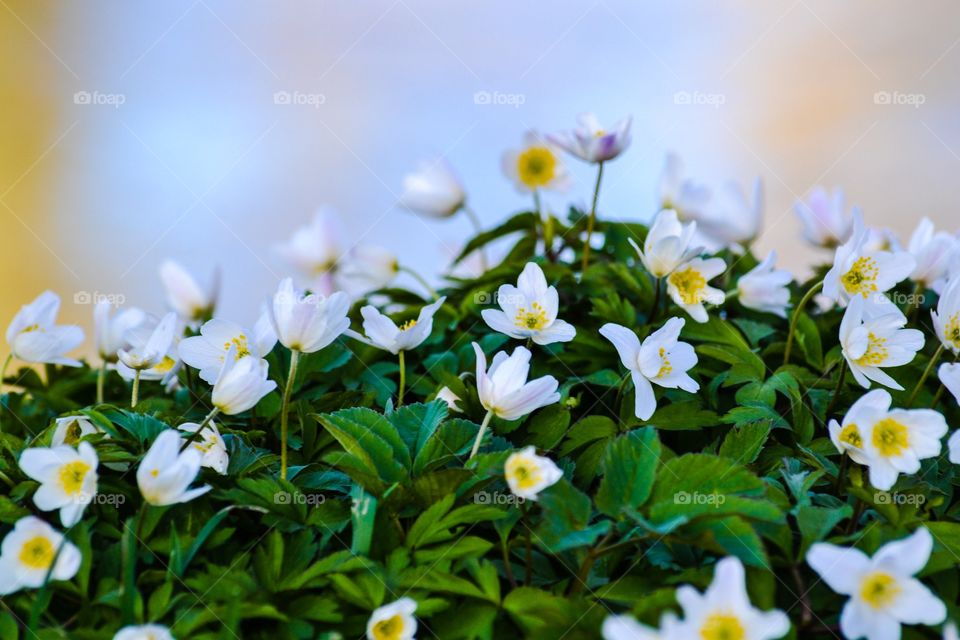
[658,152,711,221]
[0,515,82,595]
[275,208,341,295]
[472,343,560,422]
[51,415,103,447]
[399,159,466,218]
[548,113,632,163]
[366,597,417,640]
[179,313,277,384]
[807,527,946,640]
[159,260,219,323]
[355,297,446,355]
[932,276,960,355]
[665,257,727,323]
[630,209,701,279]
[504,446,563,501]
[94,301,146,364]
[113,625,175,640]
[794,186,856,249]
[736,251,792,318]
[179,420,229,475]
[211,346,277,415]
[19,442,99,527]
[599,318,698,421]
[117,312,179,375]
[501,131,571,193]
[5,291,84,366]
[822,211,915,306]
[269,278,352,354]
[481,262,576,345]
[137,430,211,507]
[839,296,924,390]
[907,217,958,290]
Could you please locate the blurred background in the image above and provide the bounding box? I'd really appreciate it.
[2,0,959,349]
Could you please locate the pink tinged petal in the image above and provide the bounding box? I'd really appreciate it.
[873,527,933,577]
[806,542,871,595]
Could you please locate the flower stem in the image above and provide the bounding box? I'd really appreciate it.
[462,205,489,271]
[397,350,406,407]
[130,370,141,408]
[469,410,494,460]
[96,361,107,404]
[0,354,11,433]
[783,280,824,366]
[179,407,221,453]
[650,277,661,322]
[280,350,300,480]
[908,343,945,407]
[824,360,847,418]
[580,162,605,272]
[399,265,438,300]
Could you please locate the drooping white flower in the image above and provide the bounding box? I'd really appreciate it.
[366,597,417,640]
[822,211,915,306]
[337,245,399,294]
[907,217,958,290]
[137,430,211,506]
[399,159,466,218]
[687,177,764,249]
[504,446,562,501]
[630,209,701,279]
[501,131,571,193]
[481,262,576,345]
[113,625,175,640]
[268,278,352,354]
[658,152,711,221]
[839,296,924,390]
[94,301,146,364]
[355,297,446,355]
[5,291,84,366]
[794,186,856,248]
[19,442,99,527]
[932,276,960,355]
[436,386,462,412]
[669,557,790,640]
[159,260,219,322]
[736,251,792,318]
[179,312,277,384]
[472,343,559,420]
[211,346,277,415]
[601,614,663,640]
[548,113,632,163]
[600,318,699,421]
[179,421,229,475]
[274,208,341,295]
[807,527,946,640]
[0,515,82,595]
[665,257,727,323]
[51,415,103,447]
[116,312,180,384]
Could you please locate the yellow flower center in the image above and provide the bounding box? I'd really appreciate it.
[516,146,557,189]
[514,302,548,331]
[700,612,745,640]
[62,420,84,445]
[153,356,176,374]
[21,323,41,334]
[668,267,707,305]
[655,347,672,379]
[945,313,960,349]
[860,571,900,609]
[59,460,91,496]
[839,423,862,449]
[399,320,417,331]
[223,334,250,358]
[871,417,909,457]
[372,614,405,640]
[19,536,55,570]
[854,332,889,366]
[506,458,542,491]
[841,256,879,298]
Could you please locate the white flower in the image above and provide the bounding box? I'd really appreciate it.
[179,312,277,384]
[94,302,146,363]
[436,386,462,412]
[839,296,924,390]
[19,442,99,527]
[548,113,632,163]
[366,597,417,640]
[114,625,175,640]
[630,209,701,278]
[337,244,400,295]
[670,557,790,640]
[736,251,792,318]
[807,527,946,640]
[501,131,571,193]
[211,347,277,415]
[137,430,211,506]
[399,159,466,218]
[356,297,446,355]
[794,186,856,248]
[600,318,698,421]
[932,276,960,355]
[481,262,576,345]
[473,343,559,420]
[665,257,727,323]
[275,208,341,294]
[159,260,219,322]
[946,622,959,640]
[179,421,229,475]
[822,211,915,306]
[117,312,180,380]
[269,278,351,354]
[949,430,960,465]
[658,152,711,220]
[688,177,764,249]
[51,415,103,447]
[941,363,960,406]
[504,446,562,501]
[907,217,958,289]
[0,516,81,595]
[5,291,84,366]
[601,614,663,640]
[828,390,876,468]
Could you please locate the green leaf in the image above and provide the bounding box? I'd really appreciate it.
[595,428,661,517]
[719,422,772,464]
[535,479,611,552]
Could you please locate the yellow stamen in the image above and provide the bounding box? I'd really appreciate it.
[19,536,55,570]
[153,356,176,374]
[668,267,707,305]
[854,332,889,367]
[58,460,91,496]
[871,417,909,457]
[399,320,417,331]
[945,313,960,350]
[372,615,405,640]
[513,302,548,331]
[655,346,672,379]
[700,612,745,640]
[841,256,879,298]
[839,423,862,449]
[506,457,543,491]
[223,334,250,358]
[517,146,557,189]
[860,571,900,609]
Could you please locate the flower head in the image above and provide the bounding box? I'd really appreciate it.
[631,209,701,279]
[211,346,277,415]
[907,217,957,289]
[137,430,211,506]
[839,296,924,390]
[473,343,559,420]
[436,386,462,412]
[5,291,84,366]
[275,208,341,294]
[688,177,764,250]
[399,159,466,218]
[665,257,727,323]
[117,312,180,381]
[601,615,662,640]
[658,152,711,221]
[179,420,229,475]
[19,442,99,527]
[159,260,219,322]
[94,301,146,363]
[0,515,81,595]
[504,446,562,501]
[366,597,417,640]
[932,276,960,354]
[337,245,399,294]
[356,297,446,355]
[548,113,631,163]
[114,625,175,640]
[269,277,351,354]
[941,363,960,407]
[736,251,792,318]
[481,262,576,345]
[51,415,103,447]
[179,312,277,384]
[794,186,856,248]
[502,131,570,193]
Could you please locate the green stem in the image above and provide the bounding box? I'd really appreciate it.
[397,350,406,407]
[580,162,605,272]
[469,410,494,460]
[783,280,824,366]
[0,353,11,432]
[130,370,141,409]
[521,501,533,586]
[824,360,847,418]
[650,277,661,322]
[834,453,850,492]
[908,343,945,407]
[280,350,300,480]
[462,205,489,271]
[399,266,438,300]
[532,189,542,219]
[179,407,221,453]
[96,361,107,404]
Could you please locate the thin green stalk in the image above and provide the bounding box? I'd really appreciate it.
[0,353,11,432]
[397,350,406,407]
[130,370,141,408]
[96,361,107,404]
[908,343,945,407]
[783,280,824,366]
[650,277,661,322]
[580,162,605,272]
[179,407,221,453]
[824,360,847,418]
[399,266,438,300]
[280,350,300,480]
[462,205,489,271]
[469,410,494,460]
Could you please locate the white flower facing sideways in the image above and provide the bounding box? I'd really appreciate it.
[5,290,84,366]
[807,527,946,640]
[19,442,99,527]
[211,346,277,415]
[481,262,576,345]
[941,364,960,464]
[270,278,352,354]
[822,210,915,306]
[630,209,700,279]
[275,207,341,295]
[52,415,103,447]
[137,429,211,506]
[117,312,179,375]
[658,152,711,221]
[336,244,400,295]
[504,446,562,501]
[94,301,146,364]
[501,131,571,193]
[179,420,229,474]
[0,516,81,595]
[688,177,764,250]
[548,112,632,163]
[736,251,792,318]
[839,296,924,390]
[794,186,856,249]
[159,260,219,323]
[179,311,277,384]
[399,158,466,218]
[665,256,727,323]
[367,597,417,640]
[600,318,698,421]
[907,217,957,290]
[355,297,446,355]
[932,276,960,355]
[113,625,175,640]
[436,386,462,412]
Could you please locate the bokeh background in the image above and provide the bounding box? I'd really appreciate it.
[2,0,959,350]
